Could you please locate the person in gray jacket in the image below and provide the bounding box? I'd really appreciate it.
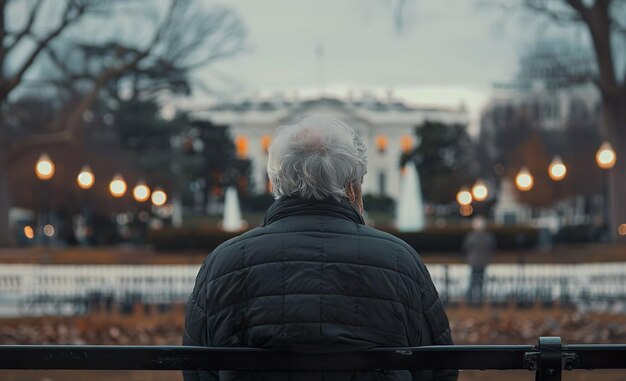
[463,215,496,306]
[183,115,457,381]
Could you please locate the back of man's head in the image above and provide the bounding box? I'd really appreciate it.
[267,115,367,201]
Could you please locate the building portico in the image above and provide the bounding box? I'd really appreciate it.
[195,95,468,202]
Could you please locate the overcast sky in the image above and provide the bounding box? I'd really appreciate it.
[188,0,547,134]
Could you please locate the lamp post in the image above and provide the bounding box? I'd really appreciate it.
[77,166,95,245]
[596,142,617,239]
[132,181,152,242]
[456,187,473,217]
[35,153,55,245]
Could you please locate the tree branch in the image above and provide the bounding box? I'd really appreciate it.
[0,1,86,99]
[523,0,583,23]
[7,49,148,159]
[4,0,44,54]
[564,0,589,15]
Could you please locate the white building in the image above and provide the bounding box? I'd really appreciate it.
[195,94,468,202]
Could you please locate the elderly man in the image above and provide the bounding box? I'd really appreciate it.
[183,115,457,381]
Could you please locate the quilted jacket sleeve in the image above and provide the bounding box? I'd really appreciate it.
[182,257,218,381]
[415,256,458,381]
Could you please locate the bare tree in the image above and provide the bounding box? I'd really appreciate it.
[0,0,245,246]
[502,0,626,242]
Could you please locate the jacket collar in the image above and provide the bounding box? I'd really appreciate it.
[263,196,365,226]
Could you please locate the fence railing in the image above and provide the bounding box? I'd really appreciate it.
[3,263,626,317]
[2,337,626,381]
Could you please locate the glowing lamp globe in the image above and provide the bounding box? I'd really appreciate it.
[109,174,127,197]
[471,180,489,202]
[77,165,95,189]
[596,142,616,169]
[548,157,567,181]
[515,168,534,192]
[151,188,167,207]
[35,153,55,180]
[133,182,151,202]
[456,187,473,206]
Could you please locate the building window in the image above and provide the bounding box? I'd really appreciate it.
[261,135,271,154]
[378,171,386,196]
[375,135,388,154]
[400,135,413,153]
[235,135,249,159]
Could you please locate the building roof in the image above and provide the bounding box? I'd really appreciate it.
[193,94,469,127]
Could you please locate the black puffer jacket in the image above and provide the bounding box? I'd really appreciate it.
[183,197,457,381]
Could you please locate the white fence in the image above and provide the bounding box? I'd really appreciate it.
[1,262,626,310]
[0,264,199,302]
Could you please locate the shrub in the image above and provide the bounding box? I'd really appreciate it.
[148,225,538,253]
[385,226,538,253]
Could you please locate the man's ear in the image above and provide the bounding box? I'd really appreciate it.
[346,182,356,203]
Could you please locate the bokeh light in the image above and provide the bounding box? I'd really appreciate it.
[548,157,567,181]
[515,168,534,192]
[133,182,151,202]
[35,153,55,180]
[23,226,34,240]
[151,188,167,207]
[471,180,488,201]
[43,224,55,237]
[77,165,95,189]
[456,187,473,206]
[596,142,616,169]
[109,174,127,197]
[460,204,473,217]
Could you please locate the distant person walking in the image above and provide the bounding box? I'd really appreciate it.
[463,215,496,306]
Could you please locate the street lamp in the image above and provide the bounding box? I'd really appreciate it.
[471,180,489,202]
[548,156,567,181]
[23,226,35,240]
[132,181,151,202]
[151,187,167,207]
[456,187,473,206]
[515,167,534,192]
[35,153,55,180]
[596,142,616,169]
[77,165,95,189]
[109,174,127,197]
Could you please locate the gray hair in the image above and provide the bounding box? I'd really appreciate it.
[267,115,368,201]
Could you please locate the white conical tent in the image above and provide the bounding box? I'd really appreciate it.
[395,162,425,232]
[221,187,245,232]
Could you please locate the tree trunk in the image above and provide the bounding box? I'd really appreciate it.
[602,96,626,242]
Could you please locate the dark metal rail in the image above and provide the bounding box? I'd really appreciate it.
[1,337,626,381]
